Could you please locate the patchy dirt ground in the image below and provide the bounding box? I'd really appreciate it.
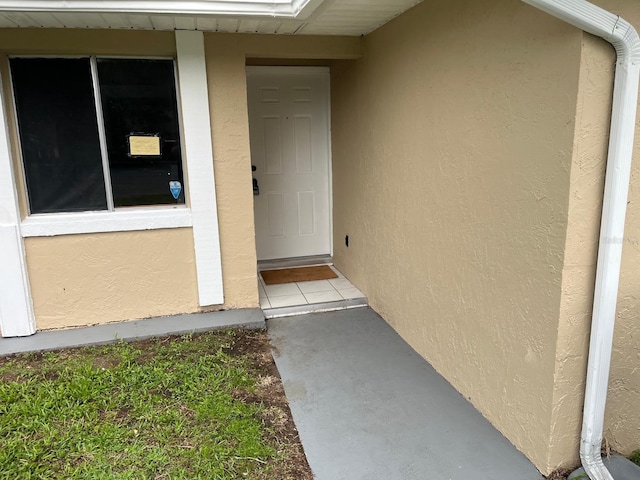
[546,468,574,480]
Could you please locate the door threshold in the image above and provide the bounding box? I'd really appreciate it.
[263,298,368,320]
[258,254,332,271]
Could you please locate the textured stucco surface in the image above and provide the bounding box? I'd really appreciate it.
[24,229,200,330]
[330,0,582,474]
[204,35,259,314]
[590,0,640,458]
[548,33,613,470]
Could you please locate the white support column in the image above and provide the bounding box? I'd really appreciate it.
[0,74,36,337]
[175,30,224,306]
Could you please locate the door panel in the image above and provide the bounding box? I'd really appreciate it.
[247,68,331,261]
[267,193,285,238]
[263,117,283,174]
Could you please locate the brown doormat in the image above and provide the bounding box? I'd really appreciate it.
[261,265,338,285]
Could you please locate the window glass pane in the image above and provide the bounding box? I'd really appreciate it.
[97,59,185,207]
[10,58,107,214]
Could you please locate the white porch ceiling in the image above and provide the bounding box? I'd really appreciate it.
[0,0,423,36]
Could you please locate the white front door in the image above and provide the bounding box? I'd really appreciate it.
[247,67,331,261]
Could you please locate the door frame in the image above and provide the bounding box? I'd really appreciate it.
[246,65,333,261]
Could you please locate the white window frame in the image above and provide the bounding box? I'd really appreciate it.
[0,31,223,338]
[20,207,193,237]
[9,54,191,232]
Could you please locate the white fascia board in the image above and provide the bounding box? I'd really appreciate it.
[0,0,315,18]
[20,208,192,237]
[0,73,35,337]
[175,30,224,307]
[291,0,321,17]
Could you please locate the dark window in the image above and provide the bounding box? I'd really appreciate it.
[10,58,107,214]
[97,59,184,207]
[10,57,185,215]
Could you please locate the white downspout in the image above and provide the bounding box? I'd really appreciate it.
[521,1,640,480]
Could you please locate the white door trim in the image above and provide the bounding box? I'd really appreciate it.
[325,69,334,258]
[0,72,36,337]
[247,66,333,260]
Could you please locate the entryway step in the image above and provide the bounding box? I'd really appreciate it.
[258,254,332,271]
[263,298,368,319]
[259,264,366,312]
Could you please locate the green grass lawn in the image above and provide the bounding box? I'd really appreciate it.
[0,330,311,480]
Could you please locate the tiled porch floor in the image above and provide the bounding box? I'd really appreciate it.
[258,265,365,309]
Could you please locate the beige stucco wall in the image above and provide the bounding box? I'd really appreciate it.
[331,0,584,474]
[24,229,200,329]
[1,29,361,329]
[547,0,640,464]
[548,33,614,470]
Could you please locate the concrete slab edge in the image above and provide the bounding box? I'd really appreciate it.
[263,299,368,319]
[0,308,265,356]
[568,455,640,480]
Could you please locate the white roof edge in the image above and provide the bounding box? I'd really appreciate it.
[0,0,317,18]
[292,0,321,17]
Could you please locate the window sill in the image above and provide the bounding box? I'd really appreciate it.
[20,207,192,237]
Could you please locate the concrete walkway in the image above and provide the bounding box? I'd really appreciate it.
[268,308,544,480]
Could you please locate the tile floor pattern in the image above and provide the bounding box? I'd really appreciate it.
[259,266,365,309]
